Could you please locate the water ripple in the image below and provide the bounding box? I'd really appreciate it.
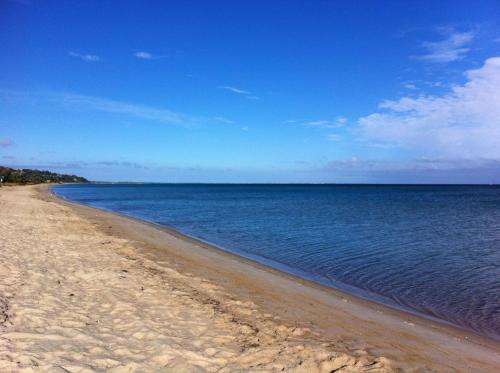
[53,184,500,340]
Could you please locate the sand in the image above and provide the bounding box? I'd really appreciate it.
[0,185,499,372]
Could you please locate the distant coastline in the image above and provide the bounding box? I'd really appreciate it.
[0,165,88,185]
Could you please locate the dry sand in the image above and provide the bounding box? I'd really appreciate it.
[0,185,499,372]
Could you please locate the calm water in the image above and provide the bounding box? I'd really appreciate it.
[52,184,500,340]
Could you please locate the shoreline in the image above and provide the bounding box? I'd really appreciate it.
[1,184,498,371]
[41,184,500,370]
[50,184,496,342]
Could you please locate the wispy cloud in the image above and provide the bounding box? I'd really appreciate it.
[218,86,250,95]
[134,51,153,59]
[321,157,500,181]
[416,28,475,63]
[0,139,15,147]
[287,117,347,141]
[94,160,149,170]
[323,157,495,172]
[358,57,500,159]
[68,51,101,62]
[302,117,348,129]
[327,133,342,141]
[218,86,259,100]
[214,116,234,124]
[0,90,197,127]
[61,93,197,126]
[402,82,417,90]
[134,51,165,60]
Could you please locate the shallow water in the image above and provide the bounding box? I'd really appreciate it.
[52,184,500,340]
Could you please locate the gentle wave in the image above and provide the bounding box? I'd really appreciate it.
[52,183,500,340]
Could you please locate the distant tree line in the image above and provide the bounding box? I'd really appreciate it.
[0,166,88,184]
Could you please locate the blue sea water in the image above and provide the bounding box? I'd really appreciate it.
[52,184,500,340]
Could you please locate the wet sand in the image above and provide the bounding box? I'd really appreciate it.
[0,185,499,372]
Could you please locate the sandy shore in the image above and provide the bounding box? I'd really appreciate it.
[0,185,499,372]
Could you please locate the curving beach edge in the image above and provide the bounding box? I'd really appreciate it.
[1,185,499,372]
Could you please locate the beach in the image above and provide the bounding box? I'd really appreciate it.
[0,185,499,372]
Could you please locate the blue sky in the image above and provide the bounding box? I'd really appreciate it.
[1,0,500,183]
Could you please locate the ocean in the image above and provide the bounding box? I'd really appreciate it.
[52,183,500,340]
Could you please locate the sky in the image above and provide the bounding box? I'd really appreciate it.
[1,0,500,183]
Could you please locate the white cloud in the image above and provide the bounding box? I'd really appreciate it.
[218,86,250,95]
[303,117,347,129]
[416,29,475,63]
[68,51,101,62]
[134,51,165,60]
[0,139,15,147]
[218,86,259,100]
[61,93,197,126]
[134,51,153,59]
[402,82,417,90]
[0,90,196,127]
[358,57,500,159]
[425,81,446,88]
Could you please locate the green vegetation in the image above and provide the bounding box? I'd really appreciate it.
[0,166,88,184]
